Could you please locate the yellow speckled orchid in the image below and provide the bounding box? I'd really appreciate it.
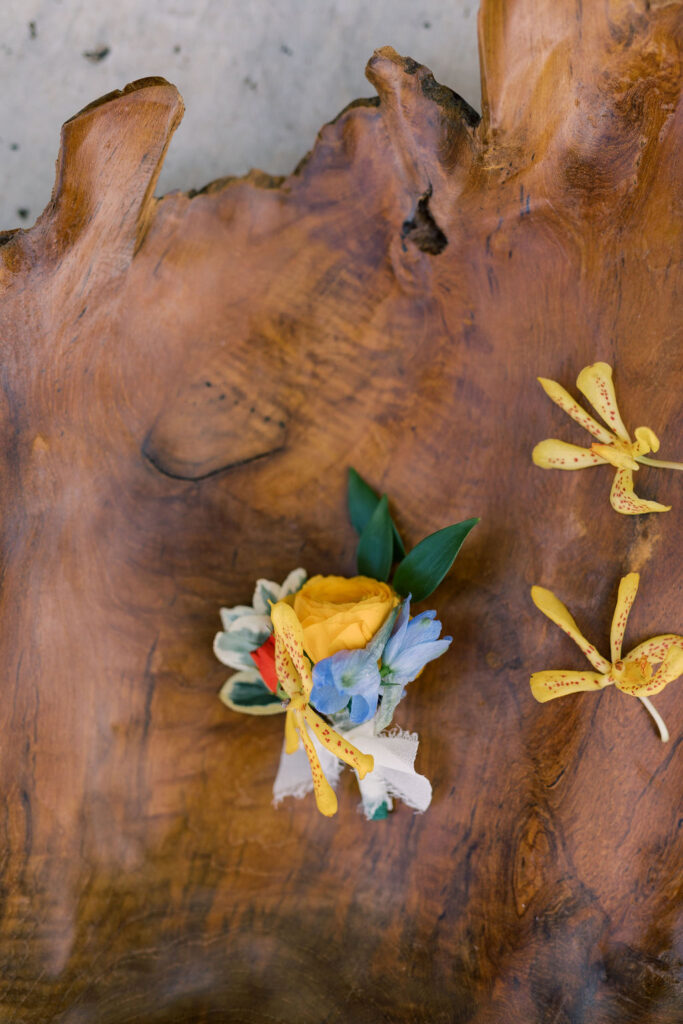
[271,600,374,816]
[530,573,683,742]
[533,362,682,514]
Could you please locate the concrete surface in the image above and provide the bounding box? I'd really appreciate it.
[0,1,481,231]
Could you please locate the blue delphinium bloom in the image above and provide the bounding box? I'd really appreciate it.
[381,598,452,689]
[310,647,382,724]
[371,597,451,733]
[310,607,399,725]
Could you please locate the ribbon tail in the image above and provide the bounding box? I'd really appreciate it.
[344,721,433,819]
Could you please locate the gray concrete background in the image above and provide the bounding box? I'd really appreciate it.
[0,1,481,231]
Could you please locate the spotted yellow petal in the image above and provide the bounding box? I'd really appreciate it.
[531,586,611,672]
[274,633,303,700]
[633,426,660,455]
[649,645,683,695]
[610,573,639,663]
[532,439,608,470]
[271,600,313,697]
[537,377,614,443]
[530,669,607,702]
[610,468,671,515]
[616,644,683,697]
[576,362,630,441]
[285,707,299,754]
[591,443,638,471]
[294,710,338,816]
[302,705,374,779]
[625,634,683,665]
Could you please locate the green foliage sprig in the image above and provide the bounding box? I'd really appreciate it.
[348,468,479,602]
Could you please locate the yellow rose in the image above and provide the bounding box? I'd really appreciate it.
[290,575,399,663]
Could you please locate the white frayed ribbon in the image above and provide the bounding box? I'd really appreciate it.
[272,719,432,819]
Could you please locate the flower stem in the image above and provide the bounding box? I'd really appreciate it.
[635,456,683,471]
[638,695,669,742]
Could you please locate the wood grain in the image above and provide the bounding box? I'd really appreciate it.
[1,2,681,1021]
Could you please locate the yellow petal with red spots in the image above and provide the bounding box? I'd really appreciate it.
[537,377,614,443]
[590,443,638,471]
[610,573,639,662]
[532,439,608,470]
[576,362,630,441]
[274,632,304,700]
[271,600,313,697]
[295,711,338,816]
[303,704,374,779]
[633,426,660,455]
[530,670,607,702]
[284,707,299,754]
[648,645,683,695]
[609,468,671,515]
[531,586,611,672]
[625,634,683,665]
[615,644,683,697]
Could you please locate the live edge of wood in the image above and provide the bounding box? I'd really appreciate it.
[1,2,681,1022]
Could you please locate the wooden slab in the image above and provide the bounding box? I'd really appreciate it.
[1,2,681,1020]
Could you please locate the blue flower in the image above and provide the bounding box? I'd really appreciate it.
[310,607,399,725]
[381,598,452,690]
[310,647,382,724]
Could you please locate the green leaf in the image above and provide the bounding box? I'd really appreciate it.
[357,494,393,580]
[348,467,379,534]
[371,801,390,820]
[348,468,405,558]
[219,672,285,716]
[392,518,479,603]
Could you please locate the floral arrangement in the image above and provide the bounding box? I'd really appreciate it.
[215,469,478,818]
[213,361,678,818]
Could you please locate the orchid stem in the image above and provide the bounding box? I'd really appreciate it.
[635,456,683,471]
[638,695,669,742]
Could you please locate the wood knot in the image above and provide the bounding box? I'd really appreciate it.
[401,189,448,255]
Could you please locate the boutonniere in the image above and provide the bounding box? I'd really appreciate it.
[530,572,683,741]
[532,362,681,514]
[215,468,478,817]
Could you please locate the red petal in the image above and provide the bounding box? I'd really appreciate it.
[250,633,279,693]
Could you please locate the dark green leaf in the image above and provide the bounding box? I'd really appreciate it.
[220,676,284,715]
[357,494,393,580]
[392,518,479,602]
[348,467,379,534]
[348,467,406,557]
[230,681,281,707]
